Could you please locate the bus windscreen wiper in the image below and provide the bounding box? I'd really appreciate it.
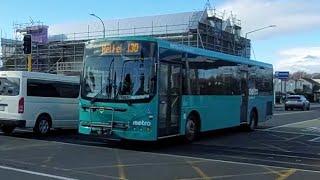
[90,57,115,103]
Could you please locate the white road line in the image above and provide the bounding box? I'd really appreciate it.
[264,118,320,131]
[273,110,316,116]
[256,129,320,136]
[309,137,320,142]
[0,165,77,180]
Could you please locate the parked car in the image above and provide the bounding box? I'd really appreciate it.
[285,95,310,111]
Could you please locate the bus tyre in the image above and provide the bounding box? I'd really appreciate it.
[184,115,199,143]
[1,126,15,135]
[248,111,258,131]
[34,115,51,135]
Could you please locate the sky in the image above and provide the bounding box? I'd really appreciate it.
[0,0,320,73]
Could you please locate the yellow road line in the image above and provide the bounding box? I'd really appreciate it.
[187,161,210,180]
[263,166,282,176]
[276,169,296,180]
[178,169,297,180]
[178,171,273,180]
[70,169,122,180]
[72,160,205,170]
[114,149,127,180]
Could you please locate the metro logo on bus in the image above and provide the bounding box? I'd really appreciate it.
[132,120,151,127]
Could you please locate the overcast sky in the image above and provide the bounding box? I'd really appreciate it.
[0,0,319,73]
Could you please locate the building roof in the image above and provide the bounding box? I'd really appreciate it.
[49,11,208,41]
[313,79,320,84]
[303,78,320,85]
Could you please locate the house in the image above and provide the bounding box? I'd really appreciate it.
[274,78,320,102]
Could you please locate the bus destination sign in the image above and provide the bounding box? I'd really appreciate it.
[101,42,140,55]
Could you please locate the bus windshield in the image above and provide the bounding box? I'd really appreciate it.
[81,41,157,102]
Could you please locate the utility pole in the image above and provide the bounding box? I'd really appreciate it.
[90,13,106,38]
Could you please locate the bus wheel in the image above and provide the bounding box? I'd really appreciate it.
[34,115,51,135]
[1,126,15,135]
[248,111,258,131]
[184,115,199,142]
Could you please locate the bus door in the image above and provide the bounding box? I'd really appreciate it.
[240,71,249,123]
[158,63,182,137]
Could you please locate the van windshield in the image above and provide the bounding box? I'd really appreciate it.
[0,77,20,96]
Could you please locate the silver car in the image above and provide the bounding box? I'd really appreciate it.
[285,95,310,111]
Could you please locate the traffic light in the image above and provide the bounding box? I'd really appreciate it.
[23,34,32,54]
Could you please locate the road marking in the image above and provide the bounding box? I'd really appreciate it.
[285,134,305,141]
[259,142,288,152]
[264,166,282,176]
[72,160,205,170]
[187,160,210,180]
[114,149,127,180]
[264,118,320,131]
[0,143,57,151]
[276,169,296,180]
[309,137,320,142]
[177,169,292,180]
[3,135,320,175]
[257,129,320,137]
[0,165,77,180]
[273,110,316,116]
[69,168,122,180]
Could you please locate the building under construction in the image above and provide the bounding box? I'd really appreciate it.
[0,9,251,75]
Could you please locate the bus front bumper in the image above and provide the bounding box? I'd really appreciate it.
[79,122,128,140]
[79,122,156,141]
[0,119,26,128]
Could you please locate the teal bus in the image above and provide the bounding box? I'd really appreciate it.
[78,36,273,141]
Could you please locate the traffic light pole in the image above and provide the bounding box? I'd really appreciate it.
[27,54,32,72]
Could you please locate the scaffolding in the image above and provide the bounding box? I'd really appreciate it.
[0,10,250,75]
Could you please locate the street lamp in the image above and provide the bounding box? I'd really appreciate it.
[245,25,276,38]
[90,13,106,38]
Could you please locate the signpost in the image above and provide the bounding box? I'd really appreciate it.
[275,71,289,80]
[275,71,290,103]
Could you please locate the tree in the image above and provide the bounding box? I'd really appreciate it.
[291,71,309,80]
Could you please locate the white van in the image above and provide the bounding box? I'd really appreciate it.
[0,71,79,135]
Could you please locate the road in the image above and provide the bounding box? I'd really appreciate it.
[0,104,320,179]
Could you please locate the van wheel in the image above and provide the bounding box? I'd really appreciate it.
[1,126,15,135]
[34,115,51,135]
[184,115,199,143]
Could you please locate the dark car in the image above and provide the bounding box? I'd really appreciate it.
[285,95,310,111]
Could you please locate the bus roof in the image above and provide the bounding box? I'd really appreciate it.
[0,71,79,83]
[88,36,273,69]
